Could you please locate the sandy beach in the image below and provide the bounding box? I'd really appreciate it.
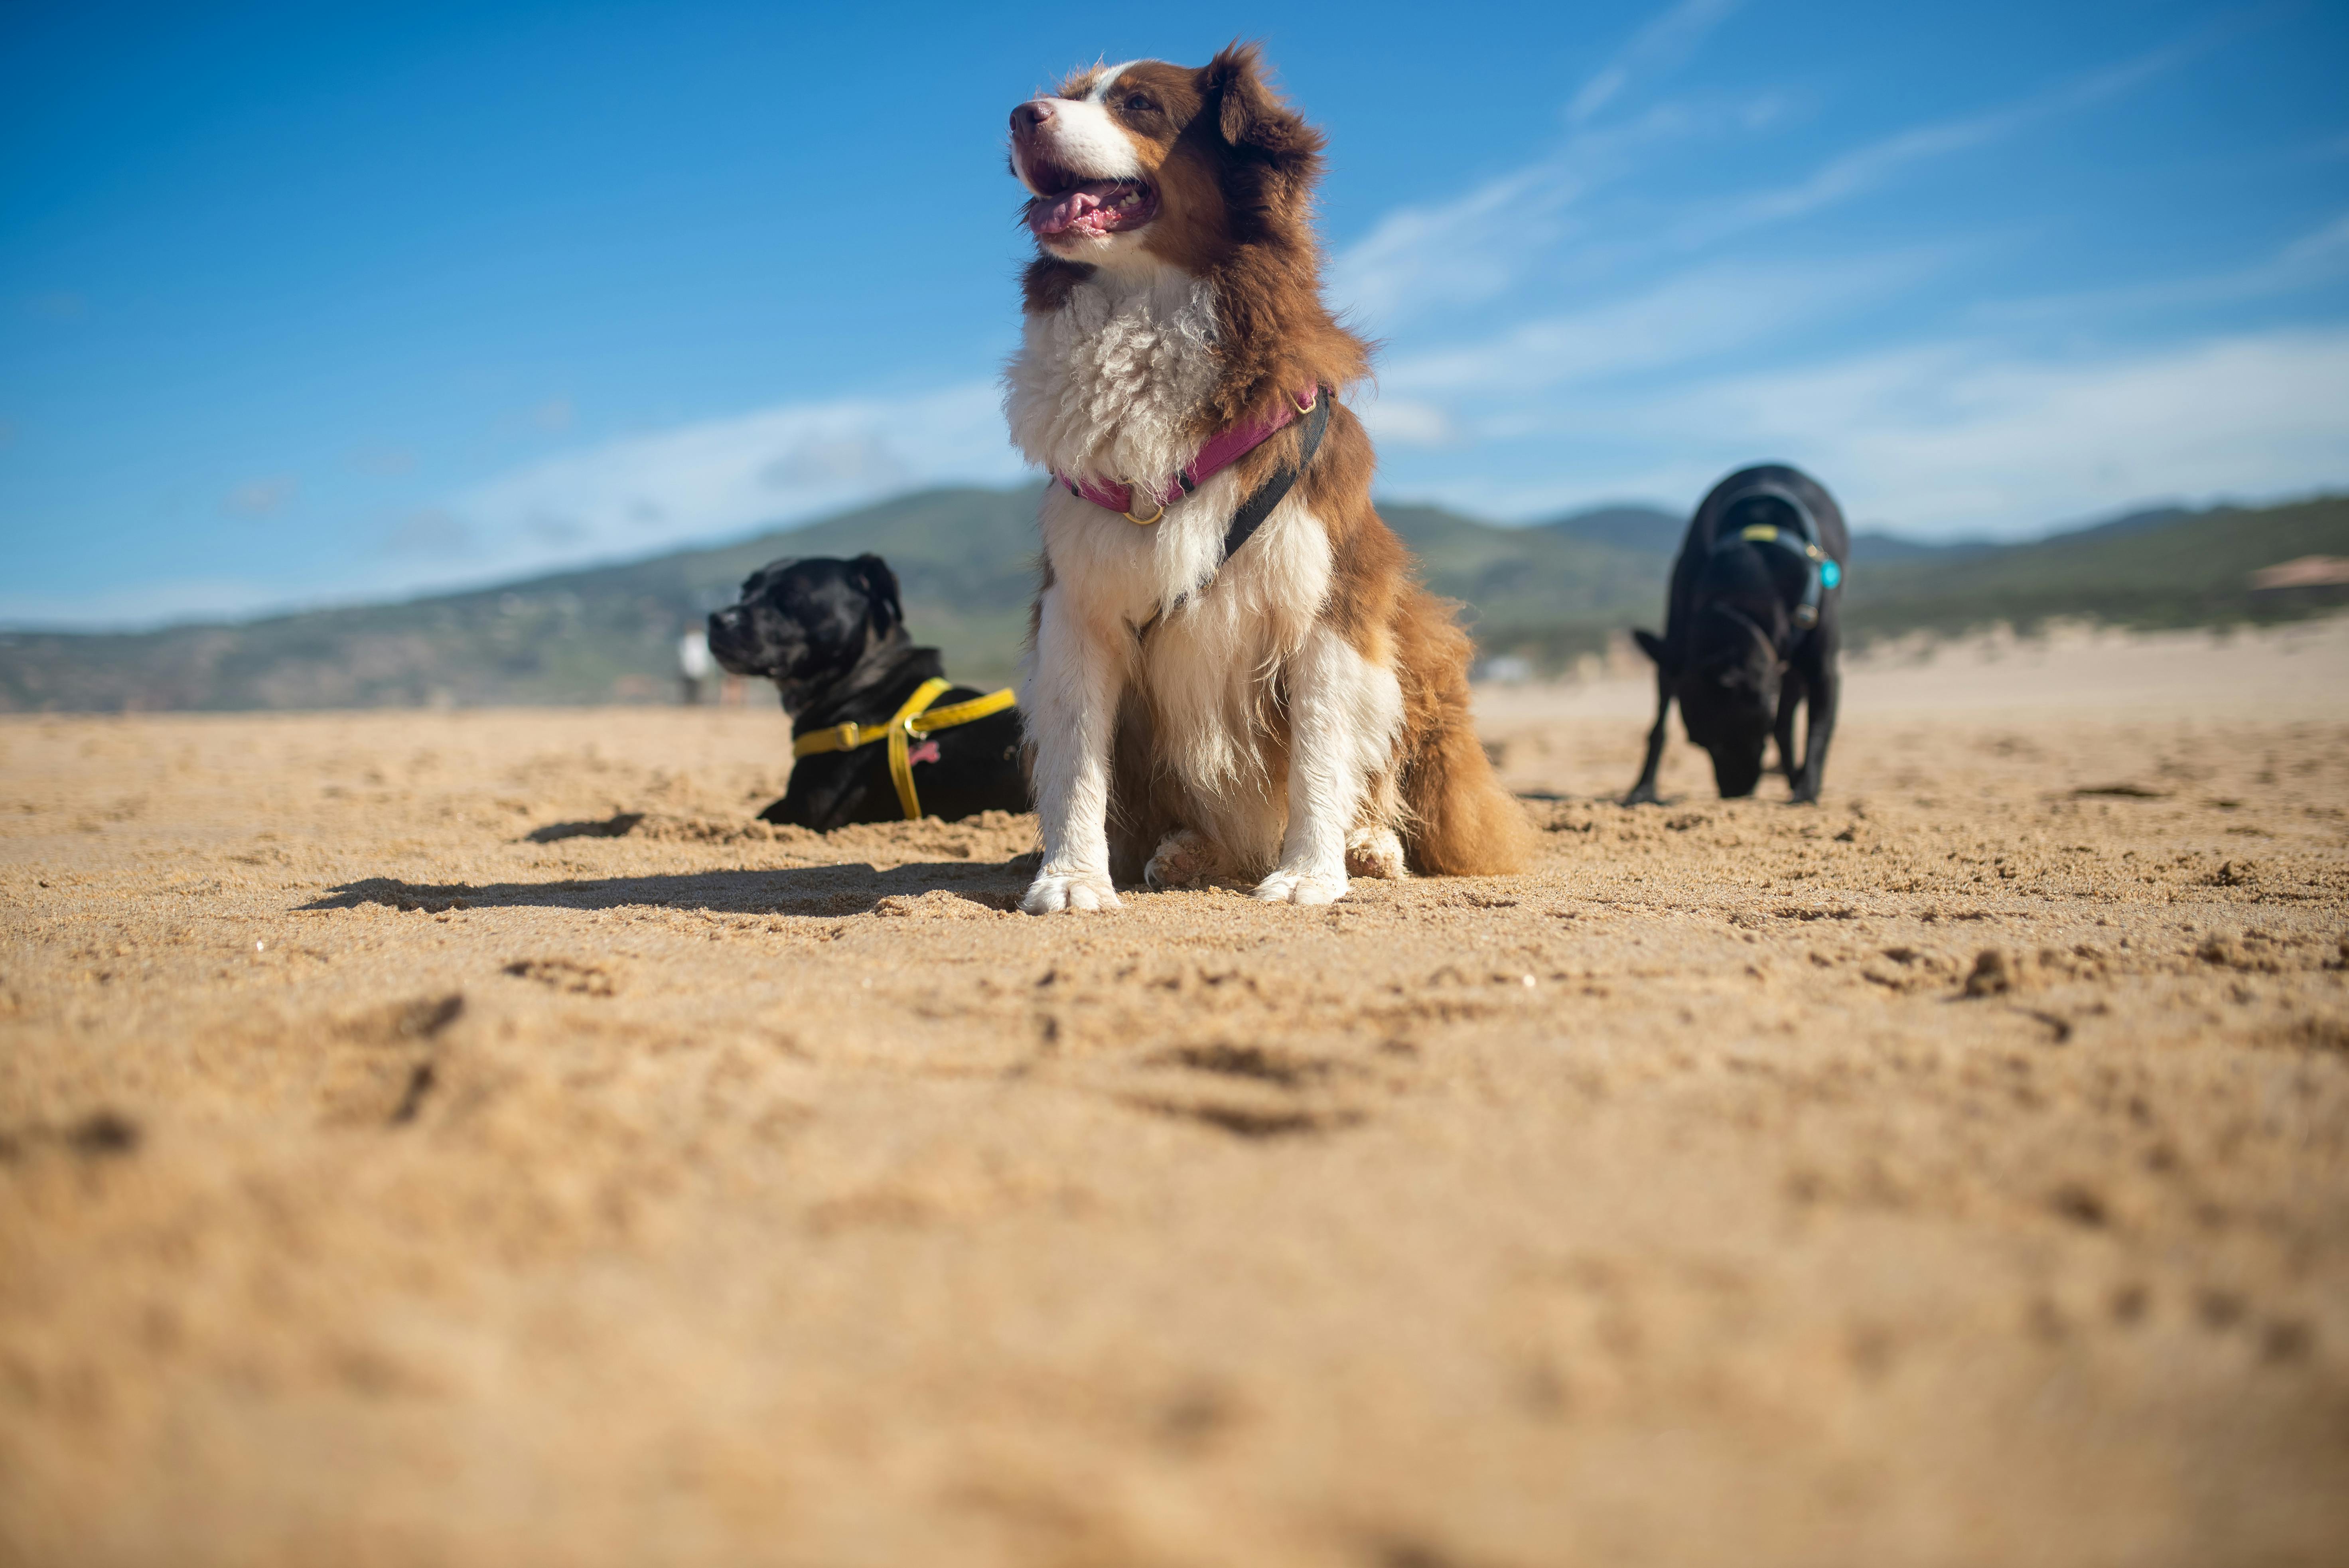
[3,619,2346,1567]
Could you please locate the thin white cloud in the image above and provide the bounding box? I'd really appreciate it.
[1353,395,1459,447]
[223,475,297,517]
[1337,15,2312,533]
[1337,28,2199,336]
[2,383,1035,626]
[1329,95,1778,325]
[1690,327,2349,534]
[2278,213,2349,272]
[347,444,418,477]
[436,380,1024,584]
[1569,0,1745,126]
[1331,162,1584,326]
[1322,0,1791,326]
[1388,327,2349,535]
[1978,210,2349,322]
[1377,252,1939,409]
[1671,40,2197,249]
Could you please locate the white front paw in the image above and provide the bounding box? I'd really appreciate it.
[1252,866,1348,906]
[1021,868,1122,915]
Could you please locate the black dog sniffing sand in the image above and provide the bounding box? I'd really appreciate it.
[707,554,1029,830]
[1623,464,1848,805]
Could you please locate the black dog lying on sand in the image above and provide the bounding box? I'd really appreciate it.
[706,555,1029,830]
[1623,463,1848,806]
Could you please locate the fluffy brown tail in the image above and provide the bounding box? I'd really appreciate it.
[1393,589,1534,876]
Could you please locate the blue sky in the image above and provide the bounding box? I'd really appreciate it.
[3,0,2345,626]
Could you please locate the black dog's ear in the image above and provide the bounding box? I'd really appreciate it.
[1632,629,1672,671]
[1200,42,1320,166]
[850,554,902,638]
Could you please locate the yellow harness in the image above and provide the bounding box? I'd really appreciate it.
[790,677,1019,821]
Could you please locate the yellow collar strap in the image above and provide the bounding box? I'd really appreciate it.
[1738,522,1826,562]
[791,678,1019,820]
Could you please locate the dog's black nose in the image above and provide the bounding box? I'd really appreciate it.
[1011,99,1054,134]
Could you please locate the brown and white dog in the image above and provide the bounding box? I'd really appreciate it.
[1005,45,1530,913]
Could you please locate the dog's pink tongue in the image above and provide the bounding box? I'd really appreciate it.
[1029,180,1126,238]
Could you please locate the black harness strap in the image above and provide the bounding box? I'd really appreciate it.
[1132,386,1330,644]
[1219,385,1329,566]
[1706,478,1842,634]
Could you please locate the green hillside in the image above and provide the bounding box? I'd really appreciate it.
[1383,502,1668,669]
[1843,495,2349,637]
[0,487,1048,713]
[0,489,2341,713]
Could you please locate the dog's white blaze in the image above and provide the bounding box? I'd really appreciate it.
[1017,94,1145,189]
[1085,62,1142,103]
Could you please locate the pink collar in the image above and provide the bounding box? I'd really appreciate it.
[1054,385,1323,524]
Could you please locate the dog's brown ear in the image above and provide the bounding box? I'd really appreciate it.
[850,553,903,638]
[1200,42,1319,166]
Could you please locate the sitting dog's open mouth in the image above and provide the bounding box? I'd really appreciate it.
[1023,158,1157,240]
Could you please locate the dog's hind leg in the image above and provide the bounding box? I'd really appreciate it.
[1345,824,1406,879]
[1144,828,1226,891]
[1343,772,1407,879]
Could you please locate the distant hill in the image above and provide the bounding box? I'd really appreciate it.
[0,487,1048,714]
[1845,531,1997,565]
[1840,495,2349,639]
[1376,502,1669,667]
[1536,498,2000,569]
[1,489,2341,712]
[1537,504,1681,553]
[2057,505,2193,541]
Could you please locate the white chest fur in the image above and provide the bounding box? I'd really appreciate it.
[1008,268,1330,627]
[1003,272,1220,489]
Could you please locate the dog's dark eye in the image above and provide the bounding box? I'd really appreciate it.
[1122,93,1154,113]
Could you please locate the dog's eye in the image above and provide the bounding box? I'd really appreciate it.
[1122,93,1154,113]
